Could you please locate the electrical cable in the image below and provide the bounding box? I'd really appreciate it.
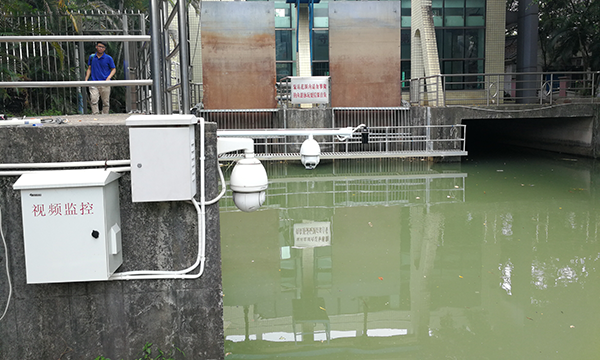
[336,123,366,141]
[108,197,206,280]
[0,206,12,322]
[204,163,227,206]
[108,117,211,281]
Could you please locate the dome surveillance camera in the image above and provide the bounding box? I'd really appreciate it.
[232,191,266,213]
[300,135,320,170]
[229,156,268,212]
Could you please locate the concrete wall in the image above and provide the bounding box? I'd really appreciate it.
[421,103,600,158]
[285,108,333,152]
[0,120,223,359]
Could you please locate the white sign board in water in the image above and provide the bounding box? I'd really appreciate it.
[290,76,330,104]
[293,221,331,248]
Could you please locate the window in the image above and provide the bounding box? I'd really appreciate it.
[276,29,295,81]
[276,30,293,61]
[275,2,295,81]
[275,1,329,79]
[275,2,292,28]
[401,0,411,28]
[312,30,329,76]
[434,0,486,87]
[313,2,328,28]
[312,30,329,61]
[312,3,329,76]
[401,29,411,88]
[466,0,485,26]
[444,0,465,27]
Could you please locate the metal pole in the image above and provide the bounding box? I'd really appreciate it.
[150,0,163,114]
[0,35,150,42]
[217,128,357,137]
[516,0,539,104]
[178,0,191,114]
[163,0,173,114]
[426,107,432,152]
[123,12,132,113]
[0,80,153,88]
[78,41,88,114]
[140,11,148,113]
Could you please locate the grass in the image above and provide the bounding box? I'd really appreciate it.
[94,342,185,360]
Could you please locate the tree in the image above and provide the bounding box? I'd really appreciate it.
[538,0,600,71]
[1,0,148,14]
[506,0,600,72]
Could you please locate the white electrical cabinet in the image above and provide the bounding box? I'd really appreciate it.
[13,169,122,284]
[126,114,197,202]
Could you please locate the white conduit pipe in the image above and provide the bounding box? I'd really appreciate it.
[0,167,132,177]
[0,120,227,281]
[0,206,12,321]
[0,160,131,169]
[205,164,227,206]
[109,118,214,280]
[109,197,206,280]
[0,160,132,176]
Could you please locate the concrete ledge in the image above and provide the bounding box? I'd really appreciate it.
[417,103,600,158]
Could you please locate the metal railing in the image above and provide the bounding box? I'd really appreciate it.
[405,71,600,107]
[0,6,191,116]
[150,0,191,115]
[0,11,149,115]
[198,109,282,129]
[203,107,465,160]
[330,124,466,156]
[190,82,204,109]
[219,168,467,212]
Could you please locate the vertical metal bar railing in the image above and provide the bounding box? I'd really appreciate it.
[407,71,600,107]
[0,11,150,115]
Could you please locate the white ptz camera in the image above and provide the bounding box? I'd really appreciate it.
[217,137,269,212]
[229,155,268,212]
[300,134,321,170]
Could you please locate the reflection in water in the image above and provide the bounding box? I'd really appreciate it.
[500,260,514,295]
[220,156,600,359]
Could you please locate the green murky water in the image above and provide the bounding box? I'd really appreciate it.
[220,150,600,359]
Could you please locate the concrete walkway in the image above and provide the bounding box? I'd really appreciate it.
[49,113,131,125]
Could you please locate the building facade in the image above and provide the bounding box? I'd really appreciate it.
[192,0,505,109]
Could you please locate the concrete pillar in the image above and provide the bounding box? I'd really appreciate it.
[516,0,539,104]
[411,0,444,106]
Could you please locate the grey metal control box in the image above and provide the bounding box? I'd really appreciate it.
[13,169,122,284]
[126,114,197,202]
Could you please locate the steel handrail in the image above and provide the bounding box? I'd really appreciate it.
[0,35,150,42]
[0,80,152,88]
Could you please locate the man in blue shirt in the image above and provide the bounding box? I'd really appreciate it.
[84,41,116,114]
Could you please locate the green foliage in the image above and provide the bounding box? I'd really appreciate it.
[1,0,149,14]
[93,342,185,360]
[538,0,600,71]
[26,108,64,117]
[0,4,149,116]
